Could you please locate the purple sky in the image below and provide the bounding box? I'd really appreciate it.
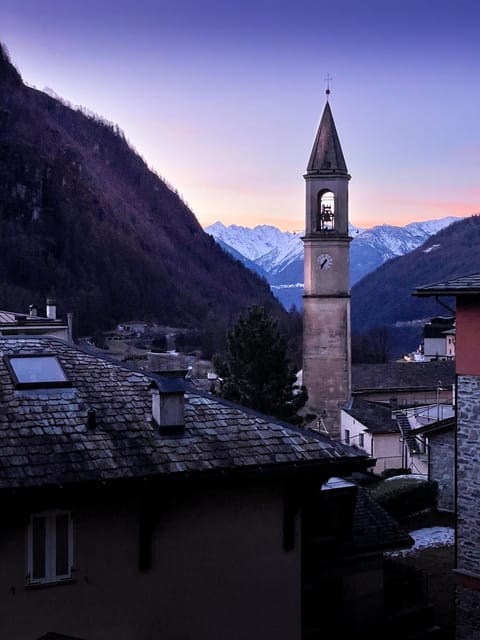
[1,0,479,231]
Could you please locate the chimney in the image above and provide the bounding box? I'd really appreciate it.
[151,375,186,436]
[46,296,57,320]
[28,304,38,318]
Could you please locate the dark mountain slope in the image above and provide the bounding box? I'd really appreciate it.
[0,43,284,337]
[351,215,480,351]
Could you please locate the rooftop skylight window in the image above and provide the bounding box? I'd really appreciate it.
[5,354,71,389]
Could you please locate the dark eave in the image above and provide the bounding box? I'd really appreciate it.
[410,416,455,436]
[413,272,480,297]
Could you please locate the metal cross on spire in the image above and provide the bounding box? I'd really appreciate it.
[324,74,332,98]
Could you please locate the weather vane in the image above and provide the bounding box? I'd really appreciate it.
[324,74,332,98]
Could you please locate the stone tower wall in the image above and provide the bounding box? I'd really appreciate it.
[303,295,351,439]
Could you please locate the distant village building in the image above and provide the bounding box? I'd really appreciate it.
[117,320,153,335]
[0,296,72,341]
[342,396,455,480]
[420,316,456,361]
[342,398,404,474]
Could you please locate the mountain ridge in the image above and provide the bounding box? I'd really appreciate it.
[0,41,287,342]
[350,214,480,356]
[205,216,463,309]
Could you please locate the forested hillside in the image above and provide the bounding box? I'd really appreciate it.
[0,43,286,341]
[351,215,480,355]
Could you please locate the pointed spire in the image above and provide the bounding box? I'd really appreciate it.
[306,101,348,174]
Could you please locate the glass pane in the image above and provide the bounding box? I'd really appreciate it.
[32,517,46,580]
[10,356,67,384]
[55,514,69,576]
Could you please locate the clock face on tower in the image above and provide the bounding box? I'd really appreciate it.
[317,253,333,270]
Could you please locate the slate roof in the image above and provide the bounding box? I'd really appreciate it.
[306,101,349,174]
[36,634,84,640]
[352,361,455,394]
[0,336,370,491]
[320,477,413,552]
[413,272,480,296]
[349,486,414,553]
[344,398,400,434]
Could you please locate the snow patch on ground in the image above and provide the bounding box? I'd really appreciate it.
[387,526,454,557]
[384,474,428,482]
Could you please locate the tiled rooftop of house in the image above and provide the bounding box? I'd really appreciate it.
[350,486,414,552]
[414,271,480,296]
[344,398,400,434]
[352,360,455,393]
[320,477,414,552]
[0,336,370,491]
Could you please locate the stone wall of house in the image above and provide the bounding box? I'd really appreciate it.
[456,374,480,639]
[429,430,454,512]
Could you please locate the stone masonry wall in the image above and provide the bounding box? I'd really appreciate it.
[456,374,480,639]
[429,430,454,512]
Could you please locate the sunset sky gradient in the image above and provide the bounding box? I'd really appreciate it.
[1,0,479,230]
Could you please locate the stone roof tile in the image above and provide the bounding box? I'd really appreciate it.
[344,397,400,434]
[413,271,480,296]
[352,361,455,393]
[0,336,370,490]
[350,486,414,552]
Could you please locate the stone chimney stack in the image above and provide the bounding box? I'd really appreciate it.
[151,375,187,436]
[46,297,57,320]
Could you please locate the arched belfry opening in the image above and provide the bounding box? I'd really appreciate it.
[316,190,335,232]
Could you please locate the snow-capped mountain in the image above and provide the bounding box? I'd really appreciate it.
[205,217,463,309]
[205,222,303,274]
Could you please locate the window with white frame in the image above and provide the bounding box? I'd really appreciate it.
[27,510,73,585]
[344,429,350,445]
[358,433,364,448]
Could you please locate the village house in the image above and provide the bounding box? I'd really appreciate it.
[342,398,405,474]
[341,396,455,499]
[0,297,72,341]
[420,316,456,361]
[0,334,416,640]
[338,362,456,480]
[413,271,480,639]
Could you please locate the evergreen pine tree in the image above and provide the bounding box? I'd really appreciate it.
[213,305,307,424]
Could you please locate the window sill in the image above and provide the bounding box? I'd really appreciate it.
[25,578,75,590]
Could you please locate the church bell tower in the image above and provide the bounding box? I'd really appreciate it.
[302,92,352,439]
